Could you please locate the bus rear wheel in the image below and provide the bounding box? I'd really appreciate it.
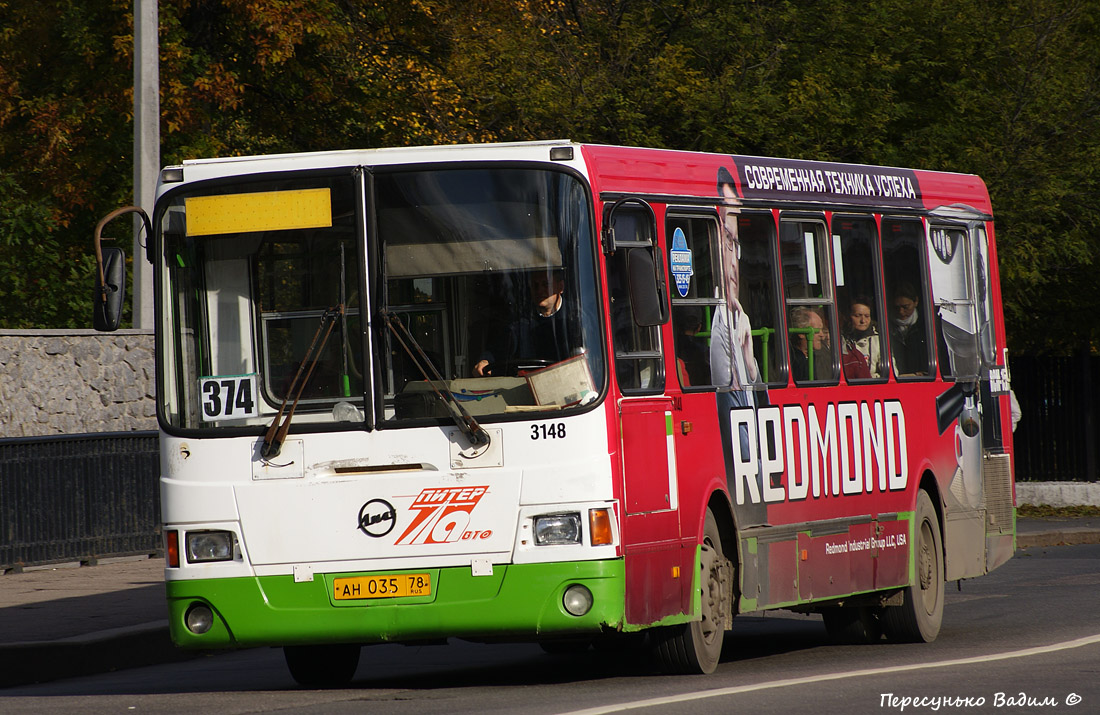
[882,490,944,643]
[651,509,730,674]
[284,643,361,688]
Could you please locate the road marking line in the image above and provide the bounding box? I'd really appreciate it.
[558,632,1100,715]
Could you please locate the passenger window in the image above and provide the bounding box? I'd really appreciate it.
[667,213,719,388]
[833,216,886,381]
[881,218,933,379]
[607,207,663,393]
[708,200,779,393]
[781,218,836,385]
[738,212,784,386]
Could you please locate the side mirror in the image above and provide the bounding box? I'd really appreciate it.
[93,246,126,331]
[92,205,151,332]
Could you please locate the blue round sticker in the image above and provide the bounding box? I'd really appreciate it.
[670,227,694,298]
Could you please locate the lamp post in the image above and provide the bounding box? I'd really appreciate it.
[133,0,158,329]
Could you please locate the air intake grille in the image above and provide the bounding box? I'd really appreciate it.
[984,454,1014,534]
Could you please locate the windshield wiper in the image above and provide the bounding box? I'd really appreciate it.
[261,305,343,460]
[380,308,490,448]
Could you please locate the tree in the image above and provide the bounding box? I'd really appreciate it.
[3,0,1100,354]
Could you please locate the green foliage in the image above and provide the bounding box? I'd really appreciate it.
[2,0,1100,353]
[0,173,98,327]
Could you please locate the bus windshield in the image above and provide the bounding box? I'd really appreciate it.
[157,166,604,433]
[376,167,603,424]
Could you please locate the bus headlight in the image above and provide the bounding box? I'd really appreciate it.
[533,513,582,545]
[185,530,236,563]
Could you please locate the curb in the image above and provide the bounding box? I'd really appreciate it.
[0,622,201,689]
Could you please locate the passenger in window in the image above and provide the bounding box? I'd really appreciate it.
[789,306,832,382]
[473,269,571,376]
[890,283,928,376]
[841,296,882,379]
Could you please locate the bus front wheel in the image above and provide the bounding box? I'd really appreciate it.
[284,643,361,688]
[651,509,729,674]
[883,490,944,643]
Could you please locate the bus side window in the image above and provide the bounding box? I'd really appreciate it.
[833,215,886,381]
[607,207,664,393]
[666,213,719,388]
[781,217,837,385]
[928,224,983,381]
[881,218,934,379]
[739,212,783,386]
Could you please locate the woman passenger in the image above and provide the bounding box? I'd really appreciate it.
[841,296,882,379]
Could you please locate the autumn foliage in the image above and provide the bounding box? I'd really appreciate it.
[2,0,1099,353]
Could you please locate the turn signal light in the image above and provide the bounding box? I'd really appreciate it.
[589,508,612,546]
[166,530,180,568]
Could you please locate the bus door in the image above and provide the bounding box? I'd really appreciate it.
[927,210,1008,578]
[604,200,689,625]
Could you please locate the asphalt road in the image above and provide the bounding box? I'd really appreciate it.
[3,544,1099,715]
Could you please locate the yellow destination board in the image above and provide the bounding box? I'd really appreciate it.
[185,188,332,236]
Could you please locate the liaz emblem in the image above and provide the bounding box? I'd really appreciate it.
[358,499,397,538]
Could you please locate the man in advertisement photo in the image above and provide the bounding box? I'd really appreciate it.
[713,166,768,525]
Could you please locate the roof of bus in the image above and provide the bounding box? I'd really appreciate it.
[579,144,992,216]
[170,140,992,216]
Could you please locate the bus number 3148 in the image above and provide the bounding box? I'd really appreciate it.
[531,423,566,440]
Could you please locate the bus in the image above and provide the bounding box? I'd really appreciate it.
[92,140,1016,685]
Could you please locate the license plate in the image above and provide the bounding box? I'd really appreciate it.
[333,573,431,601]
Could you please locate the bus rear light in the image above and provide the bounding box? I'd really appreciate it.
[166,530,180,568]
[589,508,613,545]
[533,513,582,545]
[185,530,236,563]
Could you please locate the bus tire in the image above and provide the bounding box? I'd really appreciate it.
[822,606,882,644]
[651,509,728,674]
[882,490,944,643]
[284,644,361,688]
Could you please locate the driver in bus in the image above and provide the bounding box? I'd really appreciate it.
[473,269,570,376]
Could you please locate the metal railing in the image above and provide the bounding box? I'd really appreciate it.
[0,431,160,572]
[1011,353,1098,482]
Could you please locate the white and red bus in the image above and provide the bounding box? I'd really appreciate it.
[93,141,1016,685]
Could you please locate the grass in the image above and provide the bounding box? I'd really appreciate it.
[1017,504,1100,519]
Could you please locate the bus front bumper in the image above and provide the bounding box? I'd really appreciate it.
[166,559,625,648]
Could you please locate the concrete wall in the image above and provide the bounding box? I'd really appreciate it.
[0,330,155,438]
[1017,482,1100,508]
